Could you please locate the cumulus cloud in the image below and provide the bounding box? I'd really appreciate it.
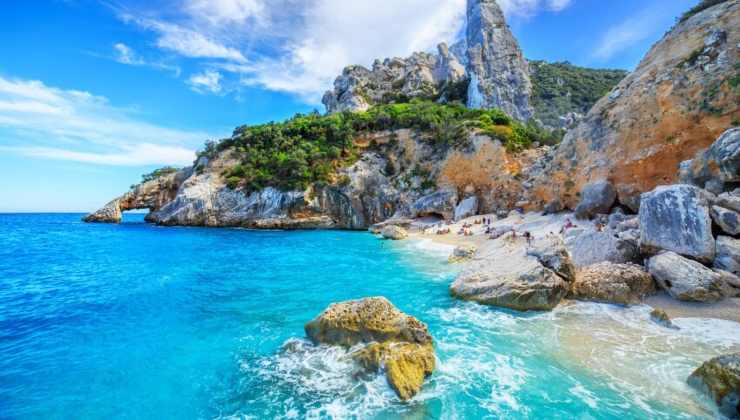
[0,76,211,166]
[188,70,223,93]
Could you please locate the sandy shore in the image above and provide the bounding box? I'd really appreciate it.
[404,211,740,324]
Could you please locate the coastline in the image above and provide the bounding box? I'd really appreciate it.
[402,211,740,324]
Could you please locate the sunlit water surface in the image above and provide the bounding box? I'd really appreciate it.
[0,213,738,419]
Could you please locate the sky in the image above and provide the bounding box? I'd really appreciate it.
[0,0,699,212]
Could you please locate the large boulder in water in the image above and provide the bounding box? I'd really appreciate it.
[639,185,715,263]
[304,297,434,401]
[570,262,655,305]
[574,181,617,220]
[647,252,725,302]
[687,353,740,418]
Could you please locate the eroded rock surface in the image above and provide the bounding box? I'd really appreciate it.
[304,297,435,401]
[647,252,725,302]
[688,353,740,418]
[381,225,408,240]
[526,2,740,210]
[570,262,655,305]
[450,235,571,311]
[639,185,715,263]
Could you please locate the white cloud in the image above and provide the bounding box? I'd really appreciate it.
[185,0,266,25]
[111,42,181,76]
[0,76,211,166]
[120,14,247,62]
[188,70,223,93]
[119,0,573,103]
[592,6,657,61]
[498,0,572,16]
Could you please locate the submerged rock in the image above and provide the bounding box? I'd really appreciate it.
[687,353,740,418]
[570,262,655,305]
[304,297,435,401]
[647,252,725,302]
[649,308,678,330]
[639,185,715,263]
[381,225,409,240]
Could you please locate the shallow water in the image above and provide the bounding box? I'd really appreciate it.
[0,213,737,419]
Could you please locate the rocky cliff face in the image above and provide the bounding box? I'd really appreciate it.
[322,0,533,121]
[464,0,533,120]
[85,128,541,229]
[526,1,740,211]
[86,1,739,230]
[321,45,466,114]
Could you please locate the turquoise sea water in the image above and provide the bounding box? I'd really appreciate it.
[1,213,739,419]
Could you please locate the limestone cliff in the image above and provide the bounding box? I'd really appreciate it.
[464,0,533,120]
[322,0,534,121]
[85,128,540,229]
[526,0,740,211]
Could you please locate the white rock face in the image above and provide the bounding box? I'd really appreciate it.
[454,196,479,221]
[464,0,533,120]
[323,0,533,121]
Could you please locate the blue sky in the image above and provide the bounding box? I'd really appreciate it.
[0,0,698,212]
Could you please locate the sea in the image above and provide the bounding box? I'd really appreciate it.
[1,213,738,419]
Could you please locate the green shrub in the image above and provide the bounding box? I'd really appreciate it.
[141,166,179,183]
[679,0,729,22]
[200,100,562,192]
[529,61,627,128]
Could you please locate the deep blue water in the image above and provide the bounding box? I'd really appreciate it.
[1,213,738,419]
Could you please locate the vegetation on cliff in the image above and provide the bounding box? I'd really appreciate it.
[529,61,627,127]
[198,100,563,192]
[679,0,730,22]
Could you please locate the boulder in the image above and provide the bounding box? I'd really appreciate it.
[715,236,740,277]
[450,264,568,311]
[411,189,457,221]
[570,262,655,305]
[649,308,678,330]
[448,244,477,263]
[711,205,740,236]
[687,353,740,418]
[526,237,576,282]
[684,128,740,191]
[647,252,725,302]
[381,225,408,240]
[304,297,435,401]
[574,181,617,220]
[564,229,639,268]
[454,196,479,221]
[639,185,715,263]
[715,190,740,213]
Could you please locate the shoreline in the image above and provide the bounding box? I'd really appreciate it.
[402,211,740,324]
